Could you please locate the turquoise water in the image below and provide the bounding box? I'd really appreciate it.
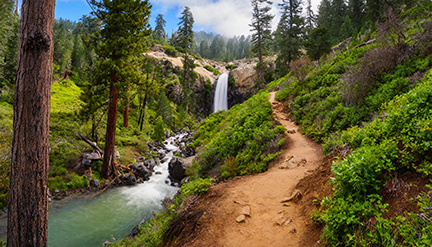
[1,134,184,246]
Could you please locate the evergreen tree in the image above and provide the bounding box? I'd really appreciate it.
[175,6,196,110]
[305,0,315,35]
[250,0,274,84]
[340,15,354,39]
[1,17,18,94]
[330,0,347,42]
[199,40,209,58]
[317,0,332,29]
[275,0,304,76]
[0,0,15,93]
[153,14,166,42]
[348,0,365,33]
[88,0,152,179]
[305,26,332,63]
[176,6,194,51]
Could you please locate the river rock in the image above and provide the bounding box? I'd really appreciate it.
[124,173,137,185]
[82,158,91,167]
[168,158,186,181]
[144,158,160,170]
[90,179,100,187]
[83,151,102,160]
[129,163,151,178]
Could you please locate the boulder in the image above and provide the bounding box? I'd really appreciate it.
[114,150,121,159]
[144,158,160,170]
[83,152,102,160]
[129,162,151,178]
[82,158,91,167]
[168,158,186,181]
[90,179,100,187]
[124,173,137,185]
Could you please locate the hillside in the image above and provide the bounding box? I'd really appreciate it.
[110,4,432,246]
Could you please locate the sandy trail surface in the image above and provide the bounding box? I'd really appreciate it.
[175,92,323,247]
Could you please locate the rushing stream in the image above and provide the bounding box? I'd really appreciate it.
[0,133,186,246]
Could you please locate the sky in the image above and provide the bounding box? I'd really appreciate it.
[24,0,321,38]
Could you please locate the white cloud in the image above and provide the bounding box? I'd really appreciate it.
[153,0,282,37]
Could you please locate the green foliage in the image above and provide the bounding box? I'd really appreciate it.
[319,69,432,245]
[152,116,165,143]
[203,65,221,75]
[194,91,284,178]
[0,132,11,210]
[225,64,238,70]
[180,177,214,195]
[163,44,177,57]
[48,173,89,192]
[51,79,83,113]
[305,27,332,62]
[274,0,304,76]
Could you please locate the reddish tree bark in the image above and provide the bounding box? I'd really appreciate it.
[123,103,129,128]
[101,80,119,179]
[7,0,55,246]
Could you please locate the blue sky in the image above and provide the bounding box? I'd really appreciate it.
[20,0,320,37]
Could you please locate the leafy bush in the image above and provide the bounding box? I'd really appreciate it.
[163,44,177,57]
[319,69,432,245]
[225,64,238,70]
[194,91,284,178]
[203,65,221,75]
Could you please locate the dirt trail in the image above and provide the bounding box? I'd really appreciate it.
[174,92,323,247]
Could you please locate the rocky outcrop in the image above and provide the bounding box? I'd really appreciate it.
[228,68,259,108]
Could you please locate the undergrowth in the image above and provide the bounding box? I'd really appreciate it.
[314,70,432,245]
[191,90,284,179]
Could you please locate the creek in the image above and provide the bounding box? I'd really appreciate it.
[0,133,187,246]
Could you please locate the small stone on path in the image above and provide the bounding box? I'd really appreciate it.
[281,189,302,203]
[236,214,246,223]
[240,205,251,217]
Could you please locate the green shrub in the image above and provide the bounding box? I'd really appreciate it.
[203,65,221,75]
[195,91,284,178]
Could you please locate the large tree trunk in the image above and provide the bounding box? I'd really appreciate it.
[101,80,119,179]
[123,103,129,128]
[7,0,55,246]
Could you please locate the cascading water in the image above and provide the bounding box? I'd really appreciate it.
[213,73,229,112]
[0,133,188,246]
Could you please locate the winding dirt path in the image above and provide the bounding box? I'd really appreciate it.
[176,92,323,246]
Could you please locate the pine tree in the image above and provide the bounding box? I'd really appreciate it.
[153,14,166,42]
[305,0,315,35]
[7,0,55,245]
[275,0,304,76]
[176,6,194,51]
[175,6,196,110]
[1,17,18,94]
[340,15,354,39]
[250,0,274,85]
[199,40,209,58]
[88,0,152,179]
[348,0,365,33]
[305,26,332,63]
[330,0,347,42]
[317,0,332,29]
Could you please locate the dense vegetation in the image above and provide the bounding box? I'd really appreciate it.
[274,3,432,245]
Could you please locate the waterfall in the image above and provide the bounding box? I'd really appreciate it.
[213,73,229,112]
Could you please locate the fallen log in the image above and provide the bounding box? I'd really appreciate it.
[79,133,104,155]
[87,174,121,200]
